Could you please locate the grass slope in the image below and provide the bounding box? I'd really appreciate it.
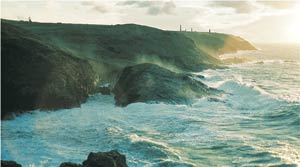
[3,20,256,81]
[2,20,254,83]
[183,31,256,57]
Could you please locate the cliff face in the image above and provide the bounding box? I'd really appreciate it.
[1,19,256,117]
[1,22,97,118]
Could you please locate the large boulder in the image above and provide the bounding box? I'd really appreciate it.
[59,150,128,167]
[1,160,22,167]
[113,63,218,106]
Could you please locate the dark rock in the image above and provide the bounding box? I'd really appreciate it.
[59,150,128,167]
[83,150,128,167]
[1,22,97,118]
[1,160,22,167]
[97,86,111,95]
[59,162,83,167]
[195,75,205,79]
[186,73,205,79]
[113,63,218,106]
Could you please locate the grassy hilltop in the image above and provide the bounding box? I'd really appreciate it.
[2,19,255,81]
[1,19,256,117]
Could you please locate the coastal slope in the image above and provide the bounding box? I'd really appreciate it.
[3,20,255,80]
[1,19,256,117]
[183,32,256,57]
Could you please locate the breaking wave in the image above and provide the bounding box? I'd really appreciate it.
[2,44,300,167]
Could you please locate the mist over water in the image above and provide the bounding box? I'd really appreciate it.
[1,44,300,167]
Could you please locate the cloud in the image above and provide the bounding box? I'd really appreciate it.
[91,5,107,13]
[210,1,257,13]
[257,1,296,9]
[81,1,108,13]
[118,0,176,15]
[161,1,176,14]
[81,1,95,6]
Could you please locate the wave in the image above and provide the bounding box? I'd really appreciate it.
[2,47,300,167]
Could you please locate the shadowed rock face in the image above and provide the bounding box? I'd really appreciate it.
[1,160,22,167]
[1,22,97,119]
[59,150,128,167]
[113,63,218,106]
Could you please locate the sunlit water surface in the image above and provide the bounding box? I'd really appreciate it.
[2,44,300,167]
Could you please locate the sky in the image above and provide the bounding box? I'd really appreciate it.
[1,0,300,43]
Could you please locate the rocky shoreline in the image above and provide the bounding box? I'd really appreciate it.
[1,150,128,167]
[1,19,256,118]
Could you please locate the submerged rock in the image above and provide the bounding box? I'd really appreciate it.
[59,150,128,167]
[113,63,218,106]
[59,162,83,167]
[1,160,22,167]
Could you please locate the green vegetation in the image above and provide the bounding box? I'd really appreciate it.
[2,19,254,84]
[183,31,256,57]
[1,19,256,117]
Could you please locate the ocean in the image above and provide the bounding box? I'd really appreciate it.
[1,43,300,167]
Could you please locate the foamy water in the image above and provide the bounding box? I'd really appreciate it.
[1,43,300,167]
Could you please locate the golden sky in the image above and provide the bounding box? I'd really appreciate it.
[1,0,300,43]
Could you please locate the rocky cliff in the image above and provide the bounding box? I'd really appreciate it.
[1,19,256,117]
[1,21,97,118]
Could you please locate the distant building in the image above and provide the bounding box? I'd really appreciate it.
[28,17,32,22]
[209,29,211,33]
[180,25,182,32]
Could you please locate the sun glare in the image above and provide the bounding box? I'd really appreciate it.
[286,19,300,43]
[285,4,300,43]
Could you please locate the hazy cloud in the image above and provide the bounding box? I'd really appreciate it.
[210,1,257,13]
[118,0,176,15]
[81,1,108,13]
[257,1,296,9]
[81,1,94,6]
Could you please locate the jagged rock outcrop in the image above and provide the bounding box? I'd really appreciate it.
[1,160,22,167]
[1,22,97,119]
[59,150,128,167]
[1,151,128,167]
[113,63,218,106]
[83,150,127,167]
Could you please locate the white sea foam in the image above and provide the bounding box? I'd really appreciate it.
[1,44,299,167]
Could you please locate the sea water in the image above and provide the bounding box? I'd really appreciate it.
[1,43,300,167]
